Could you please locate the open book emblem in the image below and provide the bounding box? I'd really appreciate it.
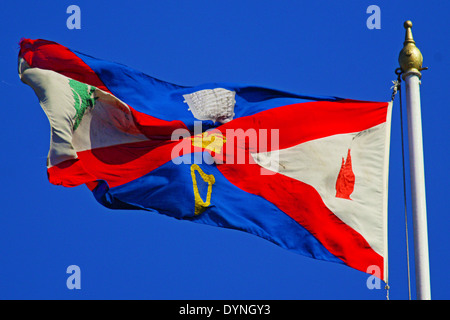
[183,88,236,124]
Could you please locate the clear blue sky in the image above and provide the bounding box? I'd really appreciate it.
[0,0,448,300]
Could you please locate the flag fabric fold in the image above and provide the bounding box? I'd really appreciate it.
[19,38,391,282]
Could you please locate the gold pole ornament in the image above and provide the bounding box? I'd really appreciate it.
[398,20,425,79]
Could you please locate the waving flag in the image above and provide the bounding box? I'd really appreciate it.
[19,38,391,282]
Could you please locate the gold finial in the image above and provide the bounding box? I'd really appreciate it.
[398,20,424,79]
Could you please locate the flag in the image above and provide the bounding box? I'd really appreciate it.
[19,38,391,282]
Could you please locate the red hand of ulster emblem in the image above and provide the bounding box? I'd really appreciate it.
[335,149,355,200]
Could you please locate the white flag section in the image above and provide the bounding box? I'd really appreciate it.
[252,104,392,282]
[19,58,148,167]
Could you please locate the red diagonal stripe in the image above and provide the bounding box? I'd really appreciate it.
[217,99,389,152]
[20,39,110,92]
[216,156,384,278]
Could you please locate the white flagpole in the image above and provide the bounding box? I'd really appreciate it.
[398,20,431,300]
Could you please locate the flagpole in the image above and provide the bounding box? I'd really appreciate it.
[398,20,431,300]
